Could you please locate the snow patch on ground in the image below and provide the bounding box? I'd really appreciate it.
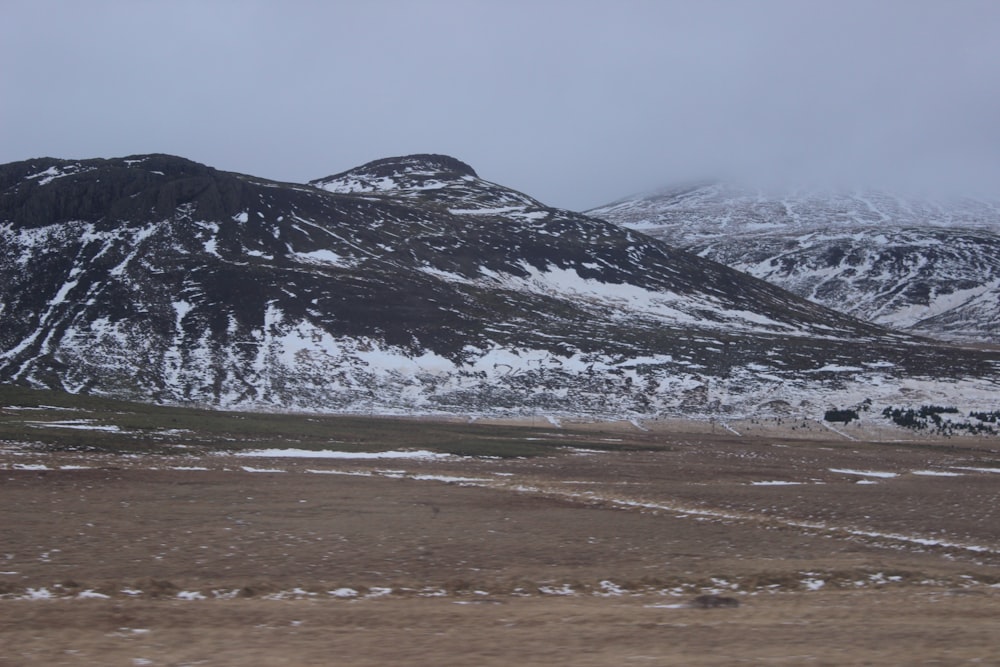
[329,588,359,598]
[176,591,207,600]
[409,474,492,484]
[829,468,898,478]
[77,589,110,599]
[24,419,122,432]
[234,449,453,460]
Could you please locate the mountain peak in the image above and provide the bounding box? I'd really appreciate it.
[589,182,1000,343]
[356,154,478,179]
[310,154,477,195]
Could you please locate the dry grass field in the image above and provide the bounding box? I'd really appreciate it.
[2,393,999,665]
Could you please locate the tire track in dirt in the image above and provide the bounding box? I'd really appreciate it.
[439,475,1000,559]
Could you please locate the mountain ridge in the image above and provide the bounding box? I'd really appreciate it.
[588,182,1000,343]
[1,155,998,419]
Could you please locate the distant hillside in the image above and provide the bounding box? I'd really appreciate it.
[1,156,997,419]
[589,183,1000,343]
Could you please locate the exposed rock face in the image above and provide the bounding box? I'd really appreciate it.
[1,156,997,417]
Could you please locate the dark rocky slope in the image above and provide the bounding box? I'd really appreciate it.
[1,156,997,417]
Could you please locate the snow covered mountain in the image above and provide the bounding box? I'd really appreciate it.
[1,156,997,419]
[588,183,1000,343]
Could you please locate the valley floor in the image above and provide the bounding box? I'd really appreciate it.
[2,420,999,665]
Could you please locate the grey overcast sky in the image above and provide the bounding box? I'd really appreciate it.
[3,0,1000,210]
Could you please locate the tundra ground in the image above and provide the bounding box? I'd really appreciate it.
[1,402,999,665]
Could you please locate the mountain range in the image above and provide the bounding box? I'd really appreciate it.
[588,183,1000,343]
[1,155,997,419]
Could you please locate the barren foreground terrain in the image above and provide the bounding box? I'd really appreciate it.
[2,401,999,665]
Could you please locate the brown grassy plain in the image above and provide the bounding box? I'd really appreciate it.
[2,411,1000,665]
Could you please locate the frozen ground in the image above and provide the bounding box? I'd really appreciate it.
[2,415,999,665]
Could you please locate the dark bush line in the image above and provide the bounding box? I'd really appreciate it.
[881,405,998,436]
[824,408,859,424]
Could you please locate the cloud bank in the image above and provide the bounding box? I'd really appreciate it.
[3,0,999,209]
